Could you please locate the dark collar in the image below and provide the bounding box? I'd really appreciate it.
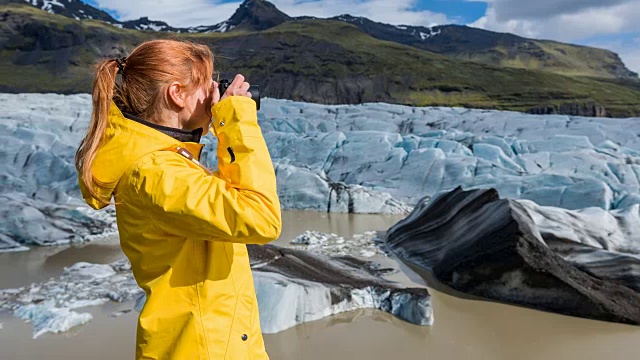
[123,112,203,143]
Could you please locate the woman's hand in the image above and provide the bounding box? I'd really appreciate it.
[212,74,252,105]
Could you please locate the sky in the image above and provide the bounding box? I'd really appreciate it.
[84,0,640,74]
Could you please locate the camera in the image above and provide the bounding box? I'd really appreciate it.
[218,79,261,110]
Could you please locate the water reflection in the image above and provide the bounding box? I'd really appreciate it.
[0,235,123,288]
[274,210,405,246]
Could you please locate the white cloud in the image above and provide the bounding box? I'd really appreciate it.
[92,0,239,27]
[487,0,629,21]
[269,0,452,27]
[469,0,640,73]
[470,0,640,40]
[92,0,453,28]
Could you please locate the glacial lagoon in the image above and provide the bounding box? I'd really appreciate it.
[1,211,639,360]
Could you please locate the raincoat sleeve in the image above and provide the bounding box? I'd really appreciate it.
[130,96,281,244]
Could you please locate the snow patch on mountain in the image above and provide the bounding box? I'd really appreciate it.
[28,0,66,13]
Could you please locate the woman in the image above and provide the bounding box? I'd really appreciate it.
[75,39,281,359]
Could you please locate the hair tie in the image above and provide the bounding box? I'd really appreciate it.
[114,57,127,76]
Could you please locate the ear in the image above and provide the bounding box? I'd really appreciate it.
[167,81,186,109]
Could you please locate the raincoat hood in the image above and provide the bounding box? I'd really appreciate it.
[79,102,204,209]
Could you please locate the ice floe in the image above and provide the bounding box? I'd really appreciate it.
[15,303,93,339]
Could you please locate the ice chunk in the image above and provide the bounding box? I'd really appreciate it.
[290,231,338,247]
[254,272,334,333]
[328,183,412,214]
[251,245,432,333]
[275,163,330,211]
[275,163,411,214]
[63,262,116,279]
[0,259,143,316]
[290,230,384,258]
[0,233,29,252]
[14,302,93,339]
[385,187,640,324]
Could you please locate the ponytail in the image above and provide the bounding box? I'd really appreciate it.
[74,59,120,204]
[75,40,214,205]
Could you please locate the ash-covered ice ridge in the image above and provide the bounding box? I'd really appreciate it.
[385,187,640,325]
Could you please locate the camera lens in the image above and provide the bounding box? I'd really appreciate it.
[217,78,260,110]
[218,79,231,96]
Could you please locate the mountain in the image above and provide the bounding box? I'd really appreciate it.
[2,0,640,117]
[8,0,291,33]
[119,17,177,32]
[1,0,229,32]
[11,0,638,81]
[331,14,638,80]
[225,0,290,31]
[8,0,118,23]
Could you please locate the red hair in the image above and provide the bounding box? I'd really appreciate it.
[75,39,214,203]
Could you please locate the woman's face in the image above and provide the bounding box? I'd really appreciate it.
[181,79,214,135]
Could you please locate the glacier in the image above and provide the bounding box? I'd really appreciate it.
[255,100,640,210]
[3,93,640,251]
[3,92,640,335]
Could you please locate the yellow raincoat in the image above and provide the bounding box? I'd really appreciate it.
[79,96,281,359]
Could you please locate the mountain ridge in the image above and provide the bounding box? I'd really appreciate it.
[9,0,637,80]
[330,14,637,80]
[1,1,640,117]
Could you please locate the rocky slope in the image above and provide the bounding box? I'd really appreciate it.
[8,0,118,23]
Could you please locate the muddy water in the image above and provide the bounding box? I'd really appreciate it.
[1,210,639,360]
[0,210,403,288]
[0,236,124,289]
